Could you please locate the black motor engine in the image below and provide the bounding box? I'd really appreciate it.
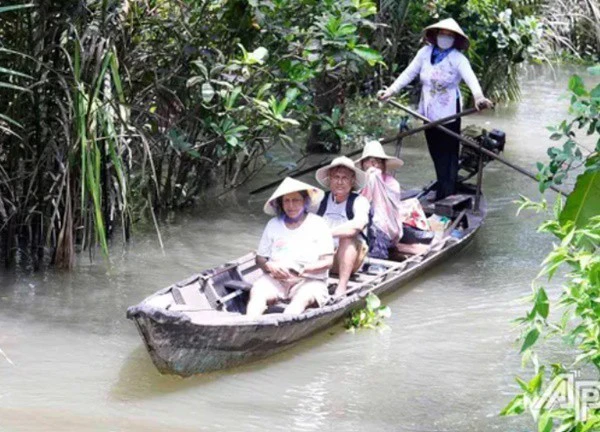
[459,126,506,177]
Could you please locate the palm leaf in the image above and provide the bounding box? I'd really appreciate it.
[0,4,34,14]
[559,170,600,228]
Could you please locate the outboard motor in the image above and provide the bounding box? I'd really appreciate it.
[459,126,506,178]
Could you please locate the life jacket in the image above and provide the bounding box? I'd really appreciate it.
[317,191,372,244]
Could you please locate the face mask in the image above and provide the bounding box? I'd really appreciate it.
[436,34,455,50]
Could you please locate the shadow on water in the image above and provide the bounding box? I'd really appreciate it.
[111,346,219,400]
[112,323,349,401]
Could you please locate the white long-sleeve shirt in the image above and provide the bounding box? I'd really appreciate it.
[387,45,483,121]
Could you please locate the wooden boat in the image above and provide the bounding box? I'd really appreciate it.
[126,182,487,377]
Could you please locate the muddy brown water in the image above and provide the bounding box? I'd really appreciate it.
[1,65,598,431]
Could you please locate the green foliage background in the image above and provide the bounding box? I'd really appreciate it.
[502,65,600,431]
[0,0,597,268]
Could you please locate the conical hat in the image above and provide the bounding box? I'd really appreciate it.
[354,140,404,172]
[263,177,324,216]
[424,18,470,51]
[315,156,366,190]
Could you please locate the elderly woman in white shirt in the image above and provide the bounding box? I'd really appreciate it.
[247,177,334,317]
[379,18,493,200]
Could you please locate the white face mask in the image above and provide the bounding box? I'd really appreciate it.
[436,34,455,50]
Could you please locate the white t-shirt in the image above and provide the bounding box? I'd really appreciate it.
[257,213,334,279]
[318,193,370,246]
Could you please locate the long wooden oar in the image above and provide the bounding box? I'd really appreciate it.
[249,107,479,195]
[387,100,569,197]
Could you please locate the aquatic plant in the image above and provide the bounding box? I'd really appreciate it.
[501,65,600,431]
[344,293,392,331]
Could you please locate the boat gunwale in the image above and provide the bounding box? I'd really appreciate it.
[127,210,483,329]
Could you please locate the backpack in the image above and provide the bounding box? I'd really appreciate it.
[316,191,372,245]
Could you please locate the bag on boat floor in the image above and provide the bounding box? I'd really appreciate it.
[368,225,396,259]
[400,224,434,245]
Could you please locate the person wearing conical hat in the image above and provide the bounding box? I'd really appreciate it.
[354,140,432,260]
[313,157,370,297]
[355,140,404,193]
[378,18,493,200]
[247,177,334,317]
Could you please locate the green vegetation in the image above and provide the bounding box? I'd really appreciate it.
[0,0,598,268]
[501,65,600,431]
[0,0,381,268]
[375,0,545,102]
[344,293,391,331]
[539,0,600,62]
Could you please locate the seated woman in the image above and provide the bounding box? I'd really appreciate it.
[355,140,404,194]
[354,141,431,259]
[247,177,335,317]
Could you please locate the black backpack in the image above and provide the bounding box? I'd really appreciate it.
[316,191,372,245]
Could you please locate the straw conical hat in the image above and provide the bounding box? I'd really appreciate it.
[424,18,470,51]
[354,140,404,172]
[315,156,367,190]
[264,177,324,216]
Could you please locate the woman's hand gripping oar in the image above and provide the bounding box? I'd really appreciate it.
[385,99,569,197]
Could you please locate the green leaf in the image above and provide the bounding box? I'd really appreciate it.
[500,394,525,416]
[0,81,31,93]
[352,46,383,66]
[582,415,600,432]
[244,46,268,65]
[528,371,544,393]
[366,293,380,310]
[186,76,204,88]
[559,170,600,228]
[201,83,215,103]
[521,328,540,353]
[538,411,553,432]
[0,3,34,14]
[379,305,392,318]
[534,288,549,319]
[568,75,587,97]
[0,113,23,128]
[550,132,563,141]
[516,376,530,392]
[0,66,33,80]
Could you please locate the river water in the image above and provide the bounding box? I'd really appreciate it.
[1,66,598,431]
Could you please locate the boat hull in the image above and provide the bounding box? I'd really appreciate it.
[129,222,479,376]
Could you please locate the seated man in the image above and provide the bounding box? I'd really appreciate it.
[247,177,334,317]
[314,157,369,297]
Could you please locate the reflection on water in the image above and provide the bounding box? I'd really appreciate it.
[1,65,598,431]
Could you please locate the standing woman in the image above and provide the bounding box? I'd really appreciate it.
[378,18,493,200]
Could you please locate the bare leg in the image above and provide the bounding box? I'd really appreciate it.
[246,276,280,317]
[334,237,359,297]
[284,281,327,315]
[284,289,314,315]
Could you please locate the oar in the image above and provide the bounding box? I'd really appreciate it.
[249,107,479,195]
[379,107,478,144]
[386,100,569,197]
